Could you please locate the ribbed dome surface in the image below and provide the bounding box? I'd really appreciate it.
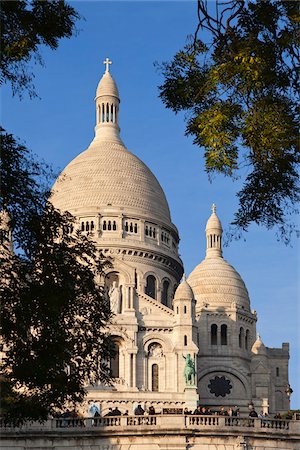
[51,139,171,224]
[206,212,222,232]
[96,71,119,98]
[187,257,250,310]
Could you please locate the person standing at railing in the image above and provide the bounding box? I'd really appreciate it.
[193,404,202,415]
[148,406,156,415]
[111,407,122,416]
[249,408,258,418]
[232,406,240,417]
[134,404,145,415]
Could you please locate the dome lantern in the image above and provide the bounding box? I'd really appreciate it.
[205,203,222,258]
[94,58,122,143]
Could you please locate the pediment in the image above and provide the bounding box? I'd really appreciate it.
[137,291,174,320]
[251,359,269,374]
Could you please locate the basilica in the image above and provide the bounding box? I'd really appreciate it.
[51,60,291,417]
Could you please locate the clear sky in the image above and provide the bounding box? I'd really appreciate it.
[2,1,299,408]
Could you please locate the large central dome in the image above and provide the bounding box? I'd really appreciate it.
[51,139,171,223]
[51,61,171,226]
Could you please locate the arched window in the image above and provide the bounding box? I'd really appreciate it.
[134,223,138,233]
[110,342,119,378]
[130,222,133,232]
[113,221,117,231]
[106,103,109,122]
[184,335,188,346]
[108,220,112,231]
[145,275,156,299]
[245,329,249,350]
[86,221,89,231]
[125,221,128,232]
[211,324,218,345]
[153,228,156,238]
[239,327,244,348]
[102,103,105,122]
[176,307,179,314]
[221,324,227,345]
[110,104,114,122]
[161,280,169,306]
[149,227,152,237]
[184,305,187,314]
[152,364,159,392]
[91,221,94,231]
[81,222,84,231]
[145,226,149,236]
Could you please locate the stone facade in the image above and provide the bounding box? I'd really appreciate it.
[50,60,291,417]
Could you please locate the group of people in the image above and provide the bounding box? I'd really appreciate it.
[184,405,240,416]
[103,404,149,416]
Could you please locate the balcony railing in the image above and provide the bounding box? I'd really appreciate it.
[1,415,298,435]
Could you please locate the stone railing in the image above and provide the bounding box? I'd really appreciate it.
[1,415,299,435]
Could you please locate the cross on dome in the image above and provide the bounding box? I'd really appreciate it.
[211,203,217,214]
[103,57,112,73]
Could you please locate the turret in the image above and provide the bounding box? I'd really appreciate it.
[205,203,222,258]
[94,58,123,144]
[173,274,197,351]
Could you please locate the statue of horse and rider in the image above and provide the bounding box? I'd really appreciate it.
[183,353,196,386]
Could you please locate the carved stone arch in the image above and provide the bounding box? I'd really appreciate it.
[105,259,134,285]
[143,334,173,354]
[142,270,161,286]
[109,327,133,348]
[143,271,158,300]
[197,365,251,399]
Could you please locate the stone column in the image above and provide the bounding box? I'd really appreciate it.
[97,213,102,237]
[140,219,145,241]
[119,214,123,238]
[132,353,137,388]
[127,352,132,388]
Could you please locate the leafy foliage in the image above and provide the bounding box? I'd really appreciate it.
[0,0,80,97]
[158,0,299,241]
[0,1,111,424]
[0,134,113,423]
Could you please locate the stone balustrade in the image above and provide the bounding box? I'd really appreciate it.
[0,415,299,435]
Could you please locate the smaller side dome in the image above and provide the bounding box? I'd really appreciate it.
[252,334,267,355]
[174,274,194,300]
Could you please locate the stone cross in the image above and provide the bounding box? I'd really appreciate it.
[211,203,216,214]
[103,57,112,73]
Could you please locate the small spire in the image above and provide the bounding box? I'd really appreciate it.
[103,57,112,73]
[182,273,187,282]
[205,203,223,258]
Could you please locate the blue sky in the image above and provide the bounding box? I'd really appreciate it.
[2,1,299,408]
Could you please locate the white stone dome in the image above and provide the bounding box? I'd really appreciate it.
[187,206,250,311]
[187,257,250,310]
[174,275,193,300]
[51,139,172,224]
